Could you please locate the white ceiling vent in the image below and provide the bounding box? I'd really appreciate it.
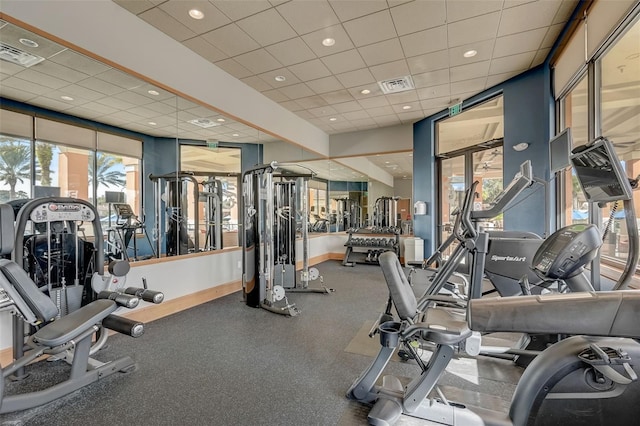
[187,118,220,129]
[378,75,415,94]
[0,42,45,68]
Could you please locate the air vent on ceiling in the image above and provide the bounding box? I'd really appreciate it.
[187,118,220,129]
[378,75,415,94]
[0,42,45,68]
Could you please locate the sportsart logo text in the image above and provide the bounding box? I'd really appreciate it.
[490,255,527,262]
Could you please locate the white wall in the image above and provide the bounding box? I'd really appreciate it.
[329,124,413,157]
[393,178,412,199]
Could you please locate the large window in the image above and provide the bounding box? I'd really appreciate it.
[0,109,143,228]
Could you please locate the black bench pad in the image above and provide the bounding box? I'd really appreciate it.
[33,299,117,347]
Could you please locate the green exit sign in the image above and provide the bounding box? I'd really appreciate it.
[449,103,463,117]
[207,140,218,149]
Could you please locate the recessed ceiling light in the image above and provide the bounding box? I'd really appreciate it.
[322,38,335,47]
[189,9,204,19]
[147,90,160,96]
[148,121,157,126]
[60,95,74,101]
[329,117,337,121]
[360,89,371,95]
[402,105,412,110]
[385,161,390,164]
[19,38,39,48]
[232,133,239,137]
[274,75,286,82]
[463,49,477,58]
[216,118,226,122]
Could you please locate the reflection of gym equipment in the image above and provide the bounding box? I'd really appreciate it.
[149,172,235,256]
[333,198,361,231]
[373,196,400,228]
[4,197,163,388]
[104,203,156,262]
[243,163,333,317]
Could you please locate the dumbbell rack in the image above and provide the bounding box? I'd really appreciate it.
[342,230,400,267]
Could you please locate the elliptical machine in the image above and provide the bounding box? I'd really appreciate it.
[348,136,640,425]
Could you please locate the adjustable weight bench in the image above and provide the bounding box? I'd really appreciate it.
[0,204,138,413]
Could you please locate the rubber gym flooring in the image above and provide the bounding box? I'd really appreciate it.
[1,260,523,425]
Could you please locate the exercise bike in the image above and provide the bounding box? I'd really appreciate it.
[348,136,640,425]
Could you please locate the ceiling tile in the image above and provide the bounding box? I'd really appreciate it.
[182,36,229,63]
[95,96,136,111]
[64,106,103,120]
[368,59,410,81]
[0,23,67,58]
[450,60,490,82]
[276,1,340,34]
[80,101,119,116]
[447,11,500,47]
[320,49,366,74]
[201,24,260,56]
[265,37,317,66]
[158,1,230,35]
[31,60,89,84]
[127,105,160,119]
[2,75,53,98]
[234,49,282,74]
[0,60,25,76]
[485,70,522,88]
[112,90,155,106]
[419,95,454,111]
[498,1,562,37]
[308,105,338,117]
[0,85,38,103]
[30,96,75,112]
[407,49,449,74]
[342,109,371,120]
[211,0,272,21]
[358,38,404,67]
[541,23,565,49]
[335,68,376,88]
[214,58,253,79]
[279,83,315,100]
[41,90,90,106]
[416,83,450,99]
[448,39,494,67]
[328,0,388,22]
[333,101,364,113]
[236,8,297,46]
[306,76,344,94]
[95,68,144,89]
[279,99,304,111]
[390,0,446,36]
[367,105,395,117]
[400,26,448,57]
[348,84,383,99]
[113,0,157,15]
[386,90,419,105]
[552,0,578,25]
[358,95,389,109]
[445,0,503,23]
[138,7,196,42]
[450,77,486,95]
[262,89,290,102]
[57,84,105,101]
[47,50,110,76]
[412,68,449,88]
[393,103,421,114]
[14,69,69,90]
[531,48,551,67]
[296,96,330,109]
[289,59,332,81]
[350,117,378,128]
[372,115,400,126]
[257,68,301,87]
[76,77,125,96]
[489,51,535,75]
[320,89,356,104]
[493,27,548,58]
[343,10,397,47]
[300,24,355,57]
[145,101,178,115]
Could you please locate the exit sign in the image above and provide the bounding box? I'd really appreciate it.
[449,103,463,117]
[207,140,218,149]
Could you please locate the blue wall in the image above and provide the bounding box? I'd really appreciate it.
[413,65,555,256]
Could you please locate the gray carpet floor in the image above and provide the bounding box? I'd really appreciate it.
[1,260,523,425]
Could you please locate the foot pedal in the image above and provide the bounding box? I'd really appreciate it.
[368,396,403,426]
[579,344,638,385]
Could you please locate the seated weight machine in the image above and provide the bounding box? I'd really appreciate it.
[243,163,333,317]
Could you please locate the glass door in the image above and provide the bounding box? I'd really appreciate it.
[438,155,465,258]
[472,147,504,231]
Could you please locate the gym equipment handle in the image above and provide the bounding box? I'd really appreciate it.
[102,314,144,338]
[124,287,164,304]
[97,291,140,309]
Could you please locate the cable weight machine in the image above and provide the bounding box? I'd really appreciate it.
[243,162,333,317]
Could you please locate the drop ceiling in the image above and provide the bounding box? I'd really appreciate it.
[0,0,580,182]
